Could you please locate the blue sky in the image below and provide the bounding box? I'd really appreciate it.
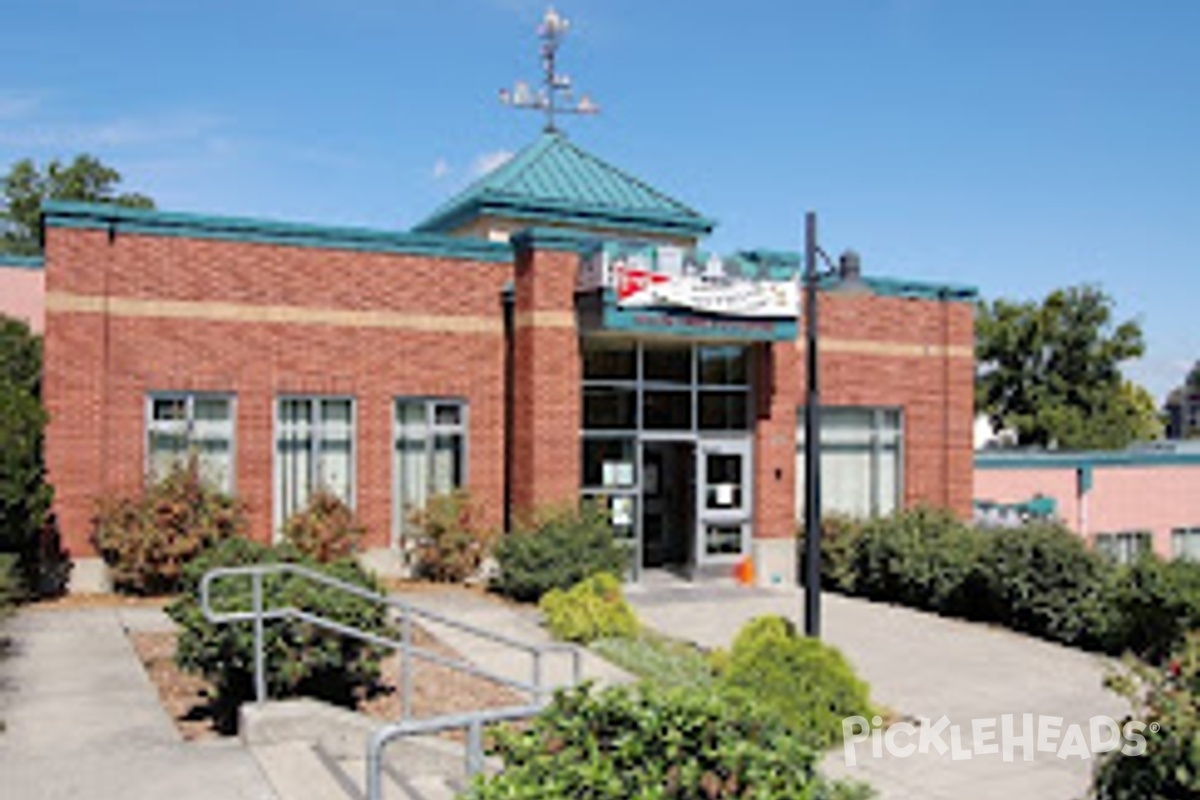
[2,0,1196,400]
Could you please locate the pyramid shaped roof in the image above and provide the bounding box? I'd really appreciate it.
[413,132,715,239]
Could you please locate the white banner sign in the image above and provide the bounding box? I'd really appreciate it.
[615,265,798,319]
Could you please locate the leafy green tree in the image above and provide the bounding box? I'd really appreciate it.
[1164,361,1200,439]
[1,154,154,255]
[976,285,1159,449]
[0,316,53,592]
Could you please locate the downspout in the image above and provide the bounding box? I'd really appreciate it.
[502,285,515,533]
[941,289,951,510]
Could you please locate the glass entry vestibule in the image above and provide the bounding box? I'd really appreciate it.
[580,339,755,578]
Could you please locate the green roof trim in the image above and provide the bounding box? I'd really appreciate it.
[414,132,715,239]
[734,249,977,302]
[41,200,513,264]
[0,254,44,270]
[976,448,1200,470]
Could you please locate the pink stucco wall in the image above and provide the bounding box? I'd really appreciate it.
[975,463,1200,558]
[0,265,45,333]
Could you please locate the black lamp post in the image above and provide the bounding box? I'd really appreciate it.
[801,211,864,639]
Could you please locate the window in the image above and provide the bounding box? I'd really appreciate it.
[275,397,355,529]
[146,393,234,492]
[797,407,902,519]
[1094,531,1152,565]
[394,399,467,543]
[1172,528,1200,563]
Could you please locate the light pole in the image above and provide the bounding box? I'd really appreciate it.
[802,211,864,638]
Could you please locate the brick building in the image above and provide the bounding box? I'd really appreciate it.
[40,132,976,590]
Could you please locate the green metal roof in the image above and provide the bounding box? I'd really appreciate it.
[413,132,716,239]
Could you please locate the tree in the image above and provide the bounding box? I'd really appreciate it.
[0,316,53,592]
[1,154,154,255]
[976,285,1161,449]
[1164,361,1200,439]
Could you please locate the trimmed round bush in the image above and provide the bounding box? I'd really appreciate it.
[493,502,628,602]
[167,537,392,731]
[539,572,638,643]
[717,615,872,750]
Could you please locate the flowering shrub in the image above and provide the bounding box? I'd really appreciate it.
[1094,632,1200,799]
[93,459,244,594]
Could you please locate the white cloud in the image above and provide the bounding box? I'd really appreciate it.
[0,91,41,121]
[431,157,451,180]
[471,149,513,178]
[0,110,223,150]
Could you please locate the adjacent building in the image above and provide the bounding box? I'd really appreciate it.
[975,444,1200,563]
[39,131,977,590]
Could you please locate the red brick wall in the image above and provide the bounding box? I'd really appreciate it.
[43,220,975,568]
[810,290,975,518]
[754,343,801,539]
[43,227,510,558]
[509,245,582,515]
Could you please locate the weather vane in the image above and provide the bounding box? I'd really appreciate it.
[499,7,600,133]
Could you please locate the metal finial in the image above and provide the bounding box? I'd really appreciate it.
[499,7,600,133]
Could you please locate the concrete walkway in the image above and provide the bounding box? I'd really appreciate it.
[402,588,632,692]
[0,606,276,800]
[626,575,1128,800]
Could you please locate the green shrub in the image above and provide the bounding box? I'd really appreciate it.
[1094,632,1200,799]
[974,523,1118,649]
[1109,558,1200,664]
[493,502,628,602]
[539,572,638,643]
[851,508,983,615]
[0,554,18,616]
[408,490,495,582]
[591,631,716,690]
[167,537,391,731]
[717,615,872,750]
[467,683,873,800]
[93,459,245,595]
[281,489,364,563]
[0,316,53,595]
[810,515,867,594]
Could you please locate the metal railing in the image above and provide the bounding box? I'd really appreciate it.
[199,561,582,721]
[366,704,545,800]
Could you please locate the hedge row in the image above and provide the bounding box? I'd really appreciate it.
[806,509,1200,661]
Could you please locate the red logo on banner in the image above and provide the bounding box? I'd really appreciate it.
[616,266,669,301]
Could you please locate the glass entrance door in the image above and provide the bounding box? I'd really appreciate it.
[696,439,752,566]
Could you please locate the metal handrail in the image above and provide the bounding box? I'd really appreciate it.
[366,704,544,800]
[199,563,582,717]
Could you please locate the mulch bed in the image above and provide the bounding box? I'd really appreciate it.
[129,620,524,741]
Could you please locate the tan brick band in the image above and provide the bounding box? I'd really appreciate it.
[513,310,576,329]
[798,338,972,359]
[45,291,503,334]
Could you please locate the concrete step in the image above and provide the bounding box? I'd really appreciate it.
[330,754,465,800]
[242,699,493,800]
[252,741,356,800]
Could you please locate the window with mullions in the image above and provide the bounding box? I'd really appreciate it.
[275,397,355,530]
[1173,528,1200,562]
[580,341,752,434]
[797,407,902,519]
[394,399,467,543]
[1095,531,1152,565]
[146,393,235,492]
